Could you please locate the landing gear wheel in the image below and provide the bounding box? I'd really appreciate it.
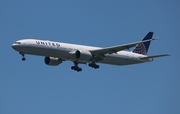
[22,58,26,61]
[88,63,100,69]
[94,65,99,69]
[71,66,82,72]
[77,68,82,72]
[71,61,82,72]
[71,66,75,70]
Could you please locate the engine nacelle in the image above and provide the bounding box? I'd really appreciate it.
[44,57,62,66]
[69,50,92,62]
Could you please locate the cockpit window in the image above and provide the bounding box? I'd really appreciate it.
[15,42,21,44]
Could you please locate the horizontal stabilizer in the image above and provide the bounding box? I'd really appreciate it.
[140,54,170,60]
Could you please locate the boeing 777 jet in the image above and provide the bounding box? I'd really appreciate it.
[12,32,169,72]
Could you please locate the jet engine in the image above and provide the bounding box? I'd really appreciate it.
[69,50,92,62]
[44,57,62,66]
[76,50,93,61]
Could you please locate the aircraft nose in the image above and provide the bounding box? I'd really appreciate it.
[12,44,15,49]
[12,43,19,50]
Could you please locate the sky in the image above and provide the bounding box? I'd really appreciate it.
[0,0,179,114]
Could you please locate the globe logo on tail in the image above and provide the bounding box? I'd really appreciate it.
[132,43,146,55]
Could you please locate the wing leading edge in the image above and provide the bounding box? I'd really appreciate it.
[90,38,157,56]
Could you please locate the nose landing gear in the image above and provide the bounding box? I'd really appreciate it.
[20,52,26,61]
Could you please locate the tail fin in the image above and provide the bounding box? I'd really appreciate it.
[132,32,153,55]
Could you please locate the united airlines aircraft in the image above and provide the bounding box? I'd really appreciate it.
[12,32,169,72]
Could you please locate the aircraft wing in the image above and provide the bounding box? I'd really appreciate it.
[90,39,156,55]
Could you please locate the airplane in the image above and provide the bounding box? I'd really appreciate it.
[12,32,169,72]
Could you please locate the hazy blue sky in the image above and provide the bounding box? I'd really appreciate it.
[0,0,179,114]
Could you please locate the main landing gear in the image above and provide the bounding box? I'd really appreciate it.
[20,52,26,61]
[71,62,100,72]
[71,61,82,72]
[88,63,100,69]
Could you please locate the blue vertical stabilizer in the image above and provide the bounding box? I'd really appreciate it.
[132,32,153,55]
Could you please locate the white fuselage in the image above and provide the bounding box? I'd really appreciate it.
[12,39,151,66]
